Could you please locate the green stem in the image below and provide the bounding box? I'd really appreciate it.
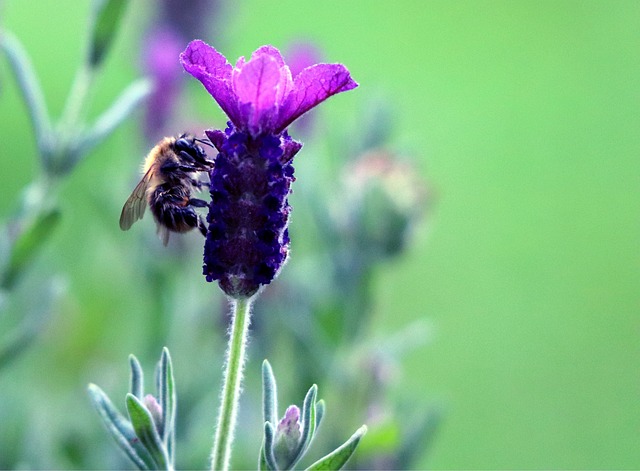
[59,64,94,134]
[210,297,253,471]
[47,64,95,175]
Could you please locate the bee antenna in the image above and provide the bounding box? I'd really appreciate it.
[195,137,214,148]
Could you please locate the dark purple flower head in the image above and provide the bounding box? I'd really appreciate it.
[180,42,357,297]
[180,40,358,137]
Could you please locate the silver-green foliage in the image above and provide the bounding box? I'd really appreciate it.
[89,348,176,471]
[259,360,367,471]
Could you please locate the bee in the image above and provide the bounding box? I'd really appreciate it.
[119,134,213,246]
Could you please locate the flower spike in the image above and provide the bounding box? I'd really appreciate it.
[181,42,358,297]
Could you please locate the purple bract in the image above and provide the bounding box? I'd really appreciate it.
[180,41,358,297]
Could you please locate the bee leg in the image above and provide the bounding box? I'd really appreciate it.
[197,215,208,237]
[190,179,211,189]
[188,198,208,208]
[161,160,199,173]
[178,150,197,164]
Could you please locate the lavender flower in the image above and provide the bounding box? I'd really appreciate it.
[180,41,358,298]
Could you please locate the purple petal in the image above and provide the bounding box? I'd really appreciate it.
[232,52,286,134]
[235,101,262,136]
[180,40,240,125]
[251,45,293,107]
[233,53,280,114]
[205,129,226,152]
[275,63,358,133]
[251,45,286,68]
[243,46,293,110]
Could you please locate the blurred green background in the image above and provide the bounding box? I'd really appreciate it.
[1,0,639,469]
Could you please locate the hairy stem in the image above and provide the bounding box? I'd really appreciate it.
[210,297,252,471]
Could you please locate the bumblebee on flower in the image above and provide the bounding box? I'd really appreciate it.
[94,40,361,471]
[180,41,358,298]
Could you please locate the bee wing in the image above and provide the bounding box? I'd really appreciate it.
[157,225,171,246]
[119,169,153,231]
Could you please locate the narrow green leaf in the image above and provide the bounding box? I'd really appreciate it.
[314,400,325,431]
[88,0,129,67]
[298,385,318,454]
[0,31,54,160]
[2,208,61,290]
[158,347,176,463]
[0,321,37,371]
[70,77,152,166]
[88,384,156,470]
[287,384,317,469]
[261,421,278,471]
[258,444,269,471]
[305,425,367,471]
[0,277,63,371]
[0,225,10,281]
[129,354,144,399]
[262,360,278,427]
[126,393,169,470]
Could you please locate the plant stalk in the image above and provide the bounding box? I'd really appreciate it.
[210,297,252,471]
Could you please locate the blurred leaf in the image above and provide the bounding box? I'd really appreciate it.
[396,406,443,469]
[0,226,11,288]
[69,77,152,169]
[126,393,169,470]
[0,277,64,371]
[129,355,144,399]
[88,0,129,68]
[262,360,278,427]
[305,425,367,471]
[356,419,400,457]
[0,31,54,160]
[88,384,155,470]
[1,208,61,290]
[357,98,394,154]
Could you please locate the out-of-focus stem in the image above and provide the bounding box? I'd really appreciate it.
[59,64,94,134]
[210,297,253,471]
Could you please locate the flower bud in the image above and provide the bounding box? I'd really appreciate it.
[273,405,302,469]
[143,393,164,436]
[343,150,430,259]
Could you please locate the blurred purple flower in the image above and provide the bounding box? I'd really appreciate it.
[180,41,357,297]
[142,27,184,141]
[160,0,218,42]
[141,0,218,140]
[287,42,323,78]
[286,41,324,135]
